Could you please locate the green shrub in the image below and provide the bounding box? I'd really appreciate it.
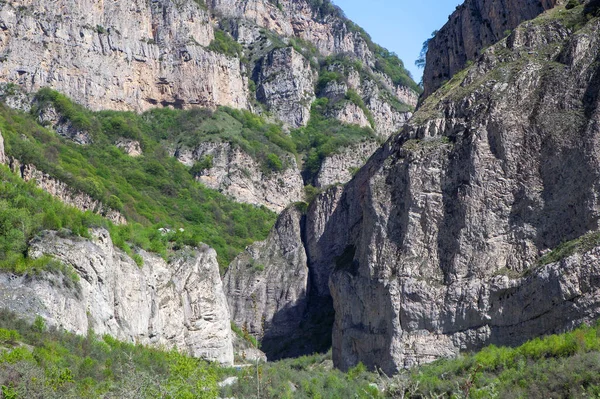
[0,329,20,345]
[0,97,278,270]
[132,254,144,268]
[189,155,214,176]
[208,29,242,57]
[266,153,283,172]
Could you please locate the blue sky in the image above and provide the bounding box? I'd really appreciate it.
[334,0,463,82]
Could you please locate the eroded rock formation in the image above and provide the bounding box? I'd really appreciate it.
[422,0,558,98]
[0,228,234,365]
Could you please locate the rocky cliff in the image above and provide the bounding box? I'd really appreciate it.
[0,228,234,365]
[326,3,600,373]
[224,207,310,357]
[0,0,417,132]
[175,141,303,212]
[226,1,600,373]
[0,0,248,112]
[422,0,559,98]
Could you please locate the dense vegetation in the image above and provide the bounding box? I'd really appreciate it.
[0,165,101,282]
[2,309,600,398]
[397,322,600,398]
[0,93,279,269]
[291,97,378,177]
[0,310,223,398]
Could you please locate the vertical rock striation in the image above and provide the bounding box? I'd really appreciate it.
[324,7,600,373]
[255,47,317,128]
[0,228,234,365]
[224,207,310,358]
[0,0,248,112]
[422,0,558,98]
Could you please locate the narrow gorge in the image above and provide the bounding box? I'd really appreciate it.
[2,0,600,397]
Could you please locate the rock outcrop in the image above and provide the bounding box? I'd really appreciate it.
[0,130,5,165]
[175,141,303,212]
[37,104,93,145]
[115,139,143,157]
[255,47,316,128]
[230,3,600,373]
[224,207,309,358]
[0,0,248,112]
[0,228,234,365]
[210,0,373,64]
[8,160,126,225]
[323,5,600,373]
[314,140,379,188]
[422,0,558,98]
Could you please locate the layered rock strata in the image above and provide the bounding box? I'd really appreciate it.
[0,0,248,112]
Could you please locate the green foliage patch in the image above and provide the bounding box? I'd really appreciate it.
[0,94,278,270]
[0,310,222,398]
[291,98,377,177]
[397,323,600,398]
[208,28,242,57]
[539,230,600,266]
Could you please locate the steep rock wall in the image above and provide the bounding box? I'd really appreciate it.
[174,141,303,212]
[0,0,248,112]
[0,228,234,365]
[422,0,558,98]
[210,0,372,64]
[224,208,309,358]
[255,47,316,128]
[324,9,600,373]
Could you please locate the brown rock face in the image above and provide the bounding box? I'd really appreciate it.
[0,0,248,112]
[422,0,558,98]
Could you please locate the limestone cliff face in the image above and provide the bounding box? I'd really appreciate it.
[0,0,248,112]
[210,0,372,64]
[0,228,234,365]
[324,6,600,373]
[228,3,600,373]
[224,208,309,357]
[174,141,303,212]
[314,140,379,188]
[422,0,558,98]
[255,47,317,128]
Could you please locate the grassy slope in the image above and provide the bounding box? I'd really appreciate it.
[0,95,279,270]
[2,310,600,398]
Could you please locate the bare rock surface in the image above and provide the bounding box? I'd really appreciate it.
[422,0,558,98]
[115,139,143,157]
[0,0,248,112]
[224,207,310,358]
[314,140,380,188]
[0,130,5,165]
[256,47,316,128]
[0,228,234,365]
[175,141,303,212]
